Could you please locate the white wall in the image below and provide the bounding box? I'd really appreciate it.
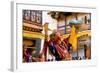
[42,11,57,34]
[78,49,85,59]
[40,11,57,52]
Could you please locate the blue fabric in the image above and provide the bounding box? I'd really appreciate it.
[48,42,62,61]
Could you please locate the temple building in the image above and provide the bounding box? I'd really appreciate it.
[48,11,91,59]
[23,10,44,56]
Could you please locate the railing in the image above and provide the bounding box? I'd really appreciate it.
[62,30,91,39]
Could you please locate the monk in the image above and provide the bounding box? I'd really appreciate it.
[48,30,72,61]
